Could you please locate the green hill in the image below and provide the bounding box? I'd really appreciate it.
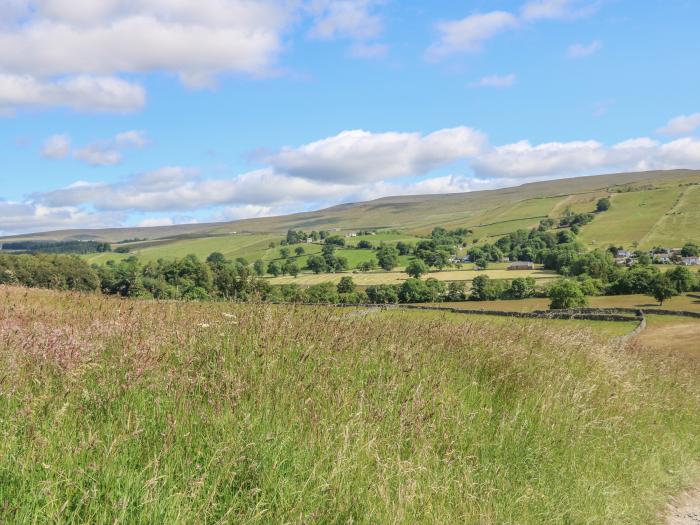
[2,169,699,264]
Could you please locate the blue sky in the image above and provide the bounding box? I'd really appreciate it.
[1,0,699,234]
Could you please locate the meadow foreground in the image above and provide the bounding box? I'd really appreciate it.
[1,286,699,524]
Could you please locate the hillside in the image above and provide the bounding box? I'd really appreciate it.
[2,286,700,523]
[2,169,700,263]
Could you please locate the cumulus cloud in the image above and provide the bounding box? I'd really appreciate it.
[567,40,602,58]
[427,0,601,60]
[42,130,148,166]
[11,125,700,234]
[657,113,700,136]
[0,199,124,236]
[426,11,519,59]
[470,73,516,88]
[41,134,71,159]
[35,167,354,212]
[470,136,700,179]
[0,0,294,112]
[0,74,146,114]
[266,127,487,183]
[307,0,383,41]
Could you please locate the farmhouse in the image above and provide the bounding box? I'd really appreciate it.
[507,261,535,270]
[682,256,700,266]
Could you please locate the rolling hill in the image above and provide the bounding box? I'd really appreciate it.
[2,169,699,263]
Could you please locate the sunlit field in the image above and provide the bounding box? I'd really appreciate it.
[2,286,700,523]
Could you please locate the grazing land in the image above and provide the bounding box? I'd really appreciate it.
[2,286,700,523]
[439,293,700,313]
[4,171,700,259]
[269,267,557,286]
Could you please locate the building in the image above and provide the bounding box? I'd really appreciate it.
[616,249,631,258]
[507,261,535,270]
[682,257,700,266]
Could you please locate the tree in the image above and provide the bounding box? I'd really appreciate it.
[294,246,305,256]
[470,275,491,301]
[206,252,226,267]
[267,261,281,277]
[306,255,328,274]
[548,280,587,310]
[325,235,345,247]
[358,258,377,272]
[447,281,467,301]
[357,240,373,249]
[474,257,489,270]
[666,266,696,293]
[279,247,290,259]
[253,259,265,276]
[650,275,678,306]
[376,244,399,271]
[365,284,399,304]
[337,276,356,294]
[406,259,429,278]
[283,260,299,278]
[681,242,699,257]
[396,241,413,256]
[596,197,611,212]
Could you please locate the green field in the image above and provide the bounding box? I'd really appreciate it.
[268,267,557,286]
[2,286,700,523]
[5,170,699,251]
[437,292,700,313]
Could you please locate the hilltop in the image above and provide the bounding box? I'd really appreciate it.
[2,169,699,266]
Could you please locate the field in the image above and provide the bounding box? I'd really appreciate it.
[2,286,700,523]
[438,293,700,313]
[4,170,700,253]
[268,267,557,286]
[635,314,700,361]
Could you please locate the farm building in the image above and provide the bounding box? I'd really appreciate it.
[507,261,535,270]
[682,257,700,266]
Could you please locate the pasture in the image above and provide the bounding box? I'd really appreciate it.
[2,286,700,523]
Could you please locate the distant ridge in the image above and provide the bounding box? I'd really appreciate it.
[2,169,699,244]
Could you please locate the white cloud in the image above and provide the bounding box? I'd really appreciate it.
[0,74,146,114]
[470,73,516,88]
[115,130,148,148]
[657,113,700,136]
[470,136,700,179]
[137,217,175,228]
[307,0,383,41]
[0,0,294,113]
[41,134,71,159]
[427,1,601,60]
[521,0,600,21]
[426,11,519,59]
[73,146,123,167]
[266,127,487,183]
[0,1,290,81]
[567,40,602,58]
[11,126,700,234]
[0,199,124,236]
[35,167,354,212]
[42,130,148,166]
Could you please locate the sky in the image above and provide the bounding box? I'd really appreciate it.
[1,0,699,235]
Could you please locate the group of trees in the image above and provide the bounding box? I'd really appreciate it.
[1,240,112,254]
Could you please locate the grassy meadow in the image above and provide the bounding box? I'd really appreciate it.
[2,286,700,523]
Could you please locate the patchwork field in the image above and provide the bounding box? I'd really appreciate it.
[5,171,700,255]
[2,286,700,523]
[268,267,557,286]
[438,293,700,313]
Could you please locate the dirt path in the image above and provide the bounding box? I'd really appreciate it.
[666,488,700,524]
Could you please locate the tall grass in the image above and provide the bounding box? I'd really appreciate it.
[1,285,699,524]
